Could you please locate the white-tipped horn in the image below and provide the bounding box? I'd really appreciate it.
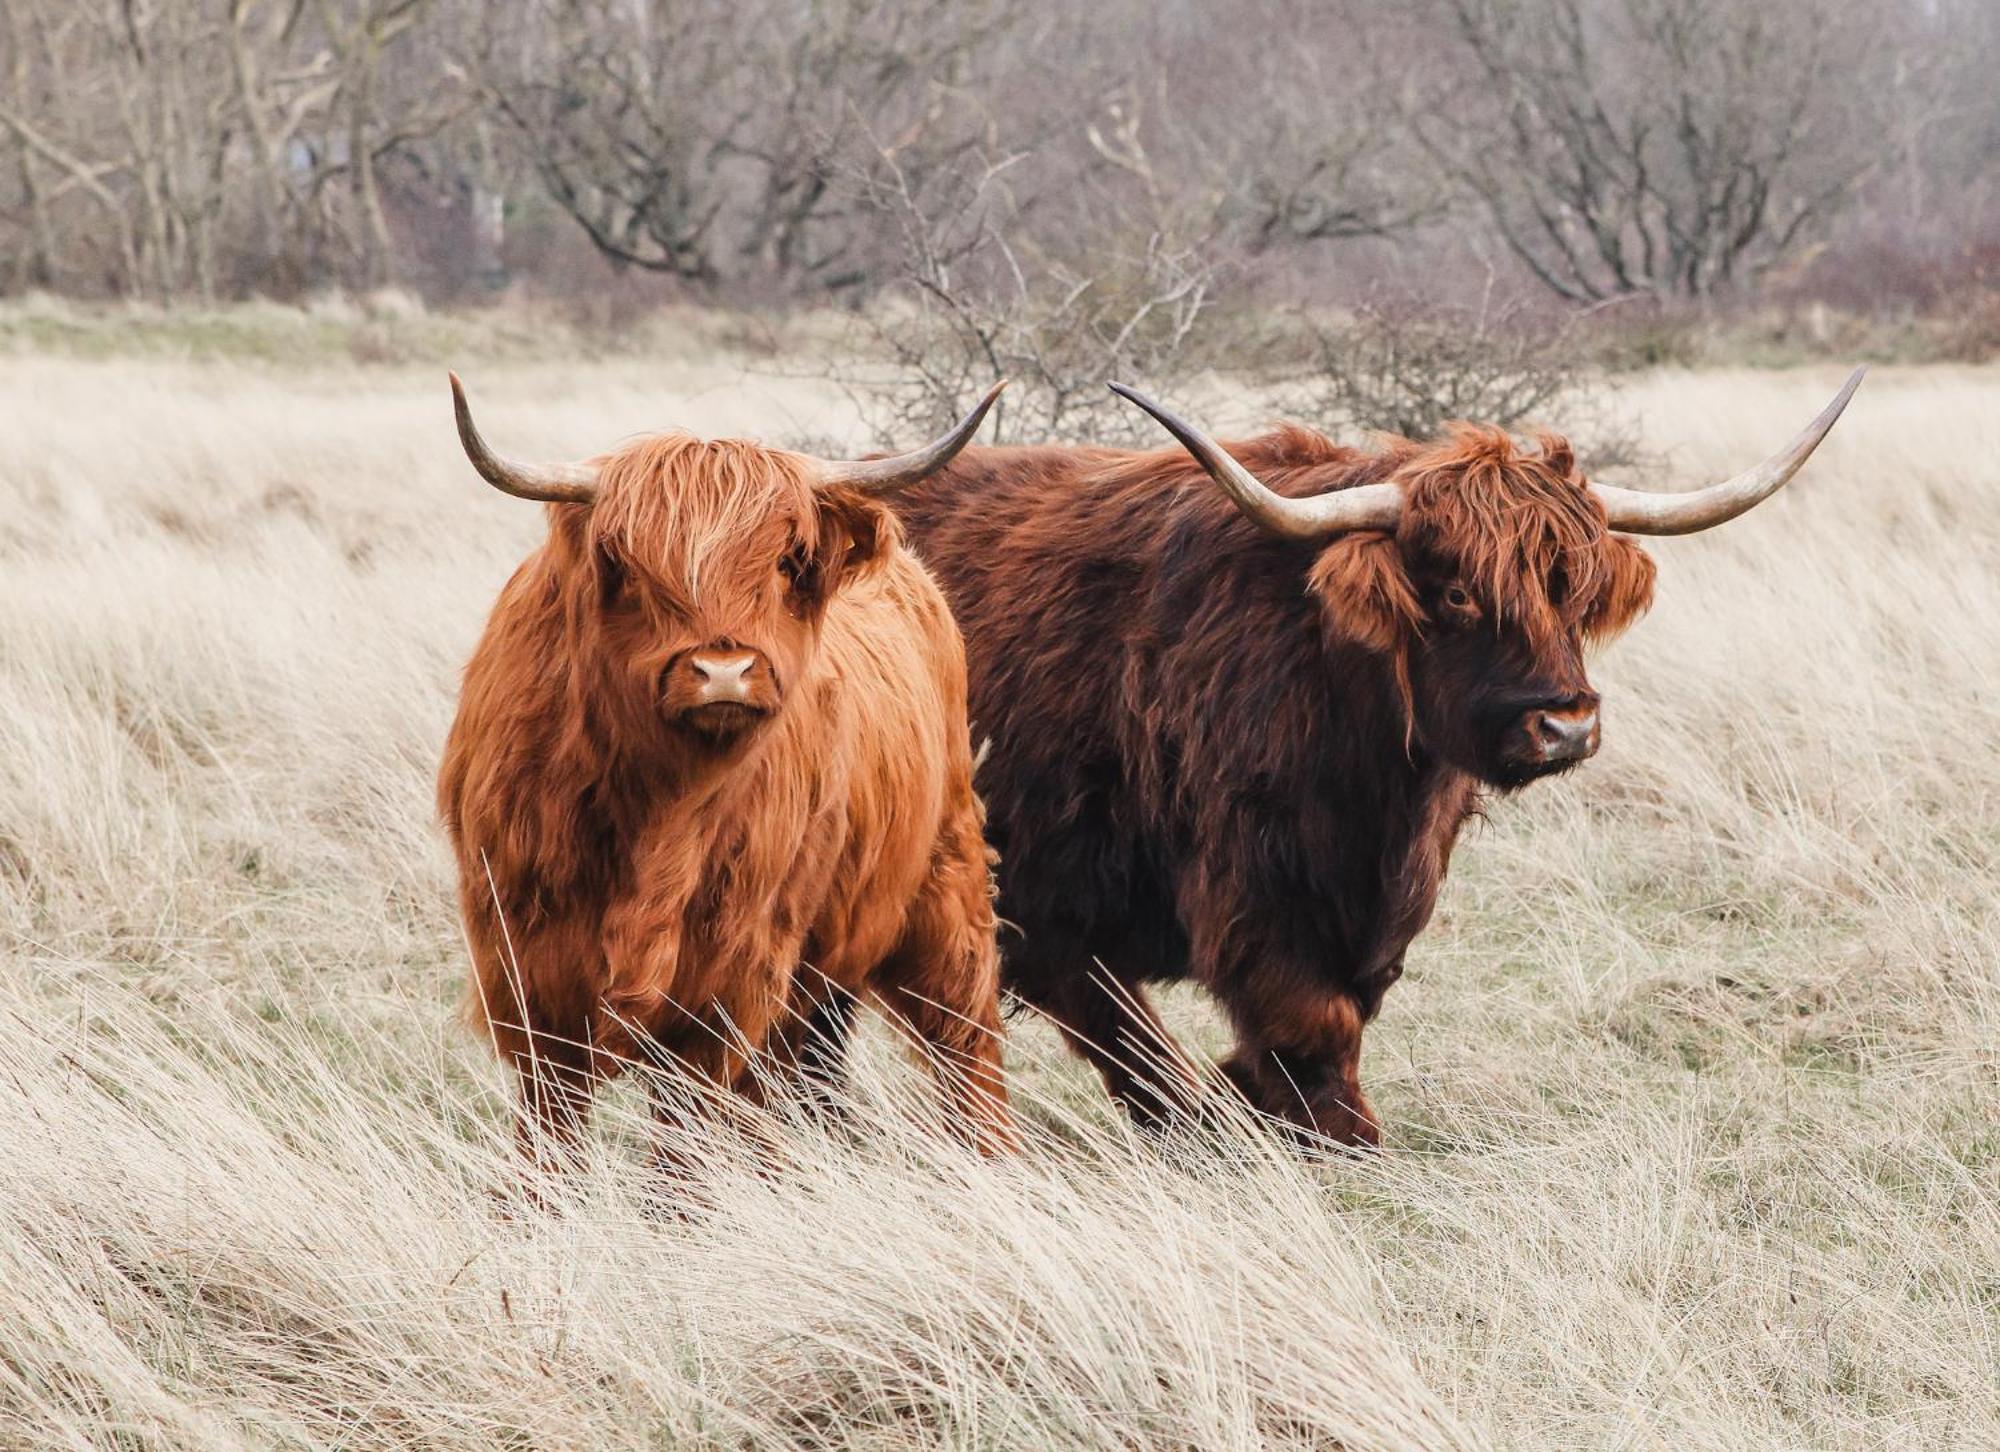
[450,372,600,505]
[1108,382,1402,538]
[816,380,1007,493]
[1591,367,1866,535]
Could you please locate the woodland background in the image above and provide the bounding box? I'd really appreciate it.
[4,0,1998,439]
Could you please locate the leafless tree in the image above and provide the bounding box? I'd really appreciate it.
[1131,0,1444,255]
[310,1,453,289]
[470,0,1023,291]
[1412,0,1880,302]
[0,0,461,298]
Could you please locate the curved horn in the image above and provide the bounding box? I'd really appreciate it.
[1108,382,1402,538]
[816,380,1007,493]
[1591,367,1865,536]
[449,372,600,505]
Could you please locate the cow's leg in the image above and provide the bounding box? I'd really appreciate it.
[736,979,858,1122]
[1218,981,1379,1149]
[641,995,793,1185]
[1177,827,1386,1149]
[514,1045,598,1169]
[465,912,610,1180]
[1010,952,1207,1132]
[487,1019,602,1181]
[875,834,1020,1157]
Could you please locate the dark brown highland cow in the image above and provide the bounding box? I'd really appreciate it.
[438,377,1019,1170]
[890,371,1864,1146]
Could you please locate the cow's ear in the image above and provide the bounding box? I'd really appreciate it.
[815,487,901,588]
[1584,534,1656,642]
[1306,533,1419,654]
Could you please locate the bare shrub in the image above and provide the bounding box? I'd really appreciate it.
[1934,290,2000,363]
[835,147,1222,447]
[1283,290,1641,467]
[852,240,1216,448]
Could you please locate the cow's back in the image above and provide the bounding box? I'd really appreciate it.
[896,446,1192,957]
[896,444,1365,974]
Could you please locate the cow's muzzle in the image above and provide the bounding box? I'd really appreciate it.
[1498,695,1601,779]
[1523,701,1599,763]
[666,647,779,734]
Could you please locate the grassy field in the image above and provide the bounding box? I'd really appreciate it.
[0,325,1994,1449]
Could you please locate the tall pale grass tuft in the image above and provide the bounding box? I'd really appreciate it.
[0,351,1993,1448]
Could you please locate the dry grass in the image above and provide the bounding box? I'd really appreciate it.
[0,336,1994,1450]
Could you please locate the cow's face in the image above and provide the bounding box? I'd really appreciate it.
[1308,430,1656,789]
[584,437,893,745]
[447,373,999,750]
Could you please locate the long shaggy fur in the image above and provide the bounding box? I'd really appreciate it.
[1394,426,1656,652]
[440,430,1017,1166]
[896,423,1655,1145]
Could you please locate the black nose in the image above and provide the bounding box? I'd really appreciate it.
[1523,705,1600,763]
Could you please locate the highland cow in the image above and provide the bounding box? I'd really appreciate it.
[890,371,1864,1146]
[438,376,1019,1168]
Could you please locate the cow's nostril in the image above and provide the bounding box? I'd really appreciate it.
[1532,708,1598,761]
[690,653,757,702]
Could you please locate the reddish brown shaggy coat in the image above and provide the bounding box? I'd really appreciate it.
[896,424,1655,1145]
[440,433,1017,1163]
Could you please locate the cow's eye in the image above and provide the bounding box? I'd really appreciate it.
[598,547,630,600]
[1437,582,1483,627]
[778,546,817,595]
